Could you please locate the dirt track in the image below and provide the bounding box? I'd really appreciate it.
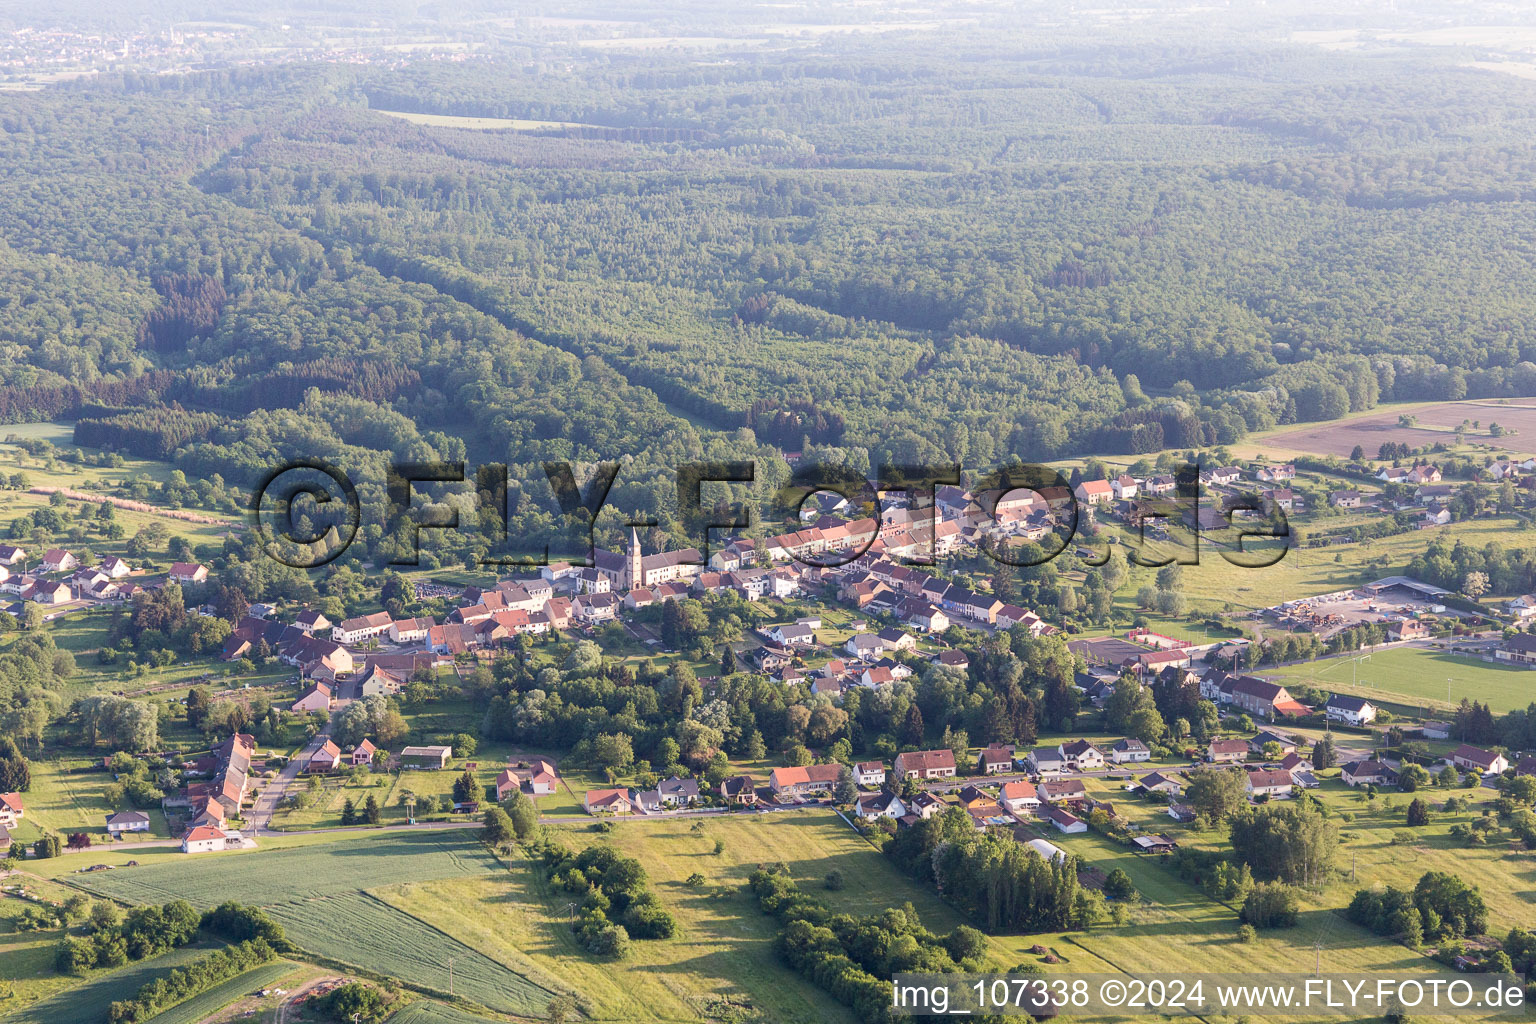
[29,486,238,527]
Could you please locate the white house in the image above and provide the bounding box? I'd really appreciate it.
[854,761,887,787]
[180,825,229,853]
[1109,738,1150,763]
[1450,744,1509,775]
[105,810,151,835]
[1324,694,1378,727]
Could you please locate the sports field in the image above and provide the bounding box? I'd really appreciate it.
[1263,645,1536,713]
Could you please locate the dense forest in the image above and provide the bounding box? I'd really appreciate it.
[4,10,1536,560]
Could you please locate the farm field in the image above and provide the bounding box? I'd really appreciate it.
[264,892,554,1016]
[376,811,967,1024]
[138,960,300,1024]
[383,1001,511,1024]
[1262,645,1536,714]
[62,830,554,1017]
[65,830,501,905]
[1110,511,1531,616]
[0,943,217,1024]
[1261,399,1536,457]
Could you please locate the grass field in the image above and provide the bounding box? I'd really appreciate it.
[0,943,217,1024]
[138,960,299,1024]
[1263,645,1536,713]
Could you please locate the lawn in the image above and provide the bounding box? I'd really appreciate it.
[9,756,171,843]
[0,942,217,1024]
[1263,645,1536,714]
[138,960,300,1024]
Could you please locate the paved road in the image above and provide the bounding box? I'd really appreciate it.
[249,730,330,835]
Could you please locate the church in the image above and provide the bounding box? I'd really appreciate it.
[592,527,703,592]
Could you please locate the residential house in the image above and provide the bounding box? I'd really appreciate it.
[769,763,843,799]
[1138,771,1183,797]
[1207,739,1248,763]
[0,545,23,565]
[1262,488,1295,511]
[0,792,24,826]
[720,776,758,805]
[1074,479,1113,506]
[99,557,132,578]
[877,626,917,653]
[104,810,151,835]
[294,609,332,634]
[583,788,633,815]
[855,791,906,820]
[1109,738,1150,764]
[1026,747,1066,775]
[1058,739,1105,771]
[999,779,1040,813]
[1111,475,1140,500]
[1324,694,1378,726]
[1511,595,1536,620]
[1406,465,1442,485]
[936,649,969,671]
[1256,464,1295,483]
[893,749,957,780]
[169,562,209,584]
[1330,490,1363,509]
[180,825,230,853]
[909,792,946,819]
[1422,503,1452,526]
[351,739,377,767]
[845,633,886,660]
[854,761,887,787]
[389,617,433,643]
[307,740,342,773]
[767,622,816,647]
[657,777,701,807]
[40,548,78,573]
[1246,769,1294,799]
[332,611,393,645]
[1450,744,1509,775]
[1249,729,1299,756]
[977,744,1014,774]
[1037,778,1087,804]
[290,682,332,713]
[1340,760,1399,788]
[573,592,621,622]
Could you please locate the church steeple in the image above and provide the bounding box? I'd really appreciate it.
[628,526,643,590]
